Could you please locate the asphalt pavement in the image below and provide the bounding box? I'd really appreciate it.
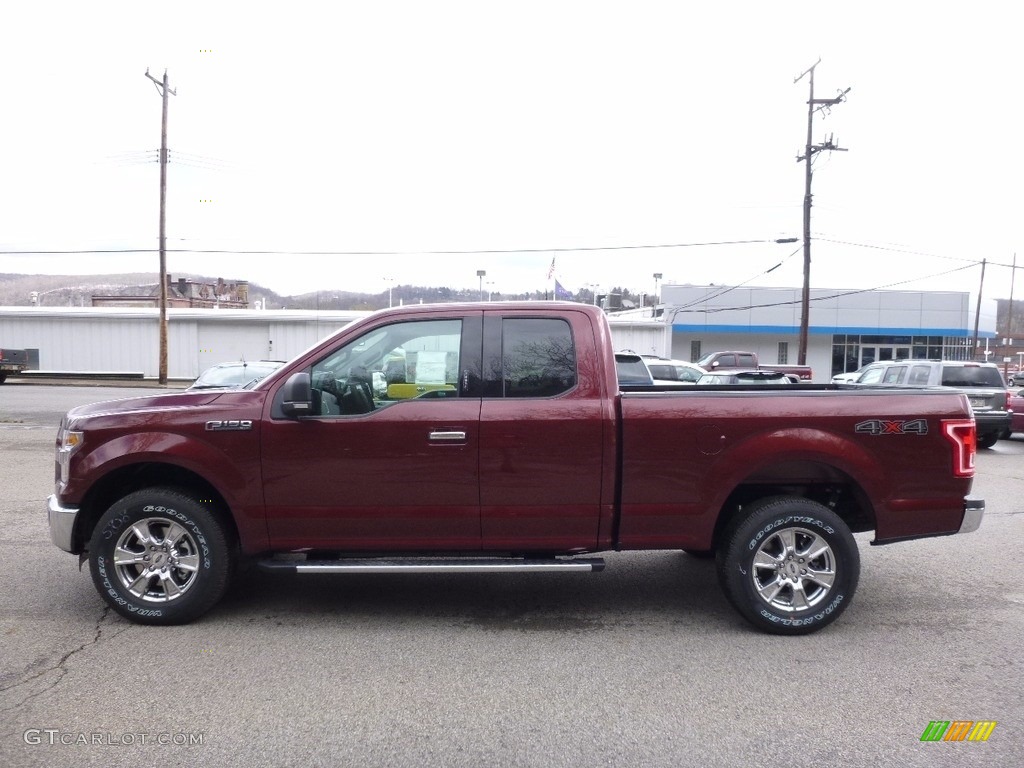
[0,384,1021,767]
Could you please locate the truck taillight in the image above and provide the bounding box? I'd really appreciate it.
[942,419,976,478]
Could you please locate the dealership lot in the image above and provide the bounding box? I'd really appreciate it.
[1,384,1021,767]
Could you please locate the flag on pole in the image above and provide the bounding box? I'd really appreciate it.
[546,255,556,280]
[555,280,573,300]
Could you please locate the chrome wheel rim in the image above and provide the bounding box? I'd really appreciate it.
[750,526,836,612]
[113,517,201,602]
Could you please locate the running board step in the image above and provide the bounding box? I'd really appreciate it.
[258,556,605,574]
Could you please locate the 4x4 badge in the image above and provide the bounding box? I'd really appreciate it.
[855,419,928,435]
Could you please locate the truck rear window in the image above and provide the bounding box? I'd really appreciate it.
[941,366,1005,387]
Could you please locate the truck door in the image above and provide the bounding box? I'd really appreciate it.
[478,312,606,550]
[261,313,483,551]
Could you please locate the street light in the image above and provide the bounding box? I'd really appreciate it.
[477,270,486,301]
[652,273,663,317]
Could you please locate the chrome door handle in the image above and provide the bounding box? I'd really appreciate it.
[429,430,467,442]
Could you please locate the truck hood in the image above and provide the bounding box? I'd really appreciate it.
[66,389,262,424]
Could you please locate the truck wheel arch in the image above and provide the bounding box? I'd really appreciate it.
[75,462,240,555]
[709,457,877,554]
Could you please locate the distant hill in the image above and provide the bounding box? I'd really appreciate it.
[0,273,618,310]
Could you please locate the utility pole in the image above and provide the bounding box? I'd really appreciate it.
[1008,253,1017,341]
[145,68,176,384]
[972,258,987,359]
[794,59,850,366]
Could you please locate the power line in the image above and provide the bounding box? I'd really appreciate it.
[671,246,804,311]
[0,238,793,257]
[815,237,979,264]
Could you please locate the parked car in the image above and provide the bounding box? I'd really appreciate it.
[1004,388,1024,437]
[696,369,794,386]
[615,353,694,387]
[1010,371,1024,387]
[614,352,656,385]
[832,365,870,384]
[850,360,1010,448]
[646,359,706,383]
[189,360,285,390]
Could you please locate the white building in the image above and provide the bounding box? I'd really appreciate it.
[0,306,367,380]
[0,286,999,382]
[661,284,997,380]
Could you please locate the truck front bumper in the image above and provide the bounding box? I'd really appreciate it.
[960,497,985,534]
[47,495,80,553]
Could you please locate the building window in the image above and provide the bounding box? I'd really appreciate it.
[690,340,701,363]
[777,342,789,365]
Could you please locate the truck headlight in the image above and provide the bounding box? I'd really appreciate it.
[56,425,84,491]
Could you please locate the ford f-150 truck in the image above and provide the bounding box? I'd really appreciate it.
[47,303,982,634]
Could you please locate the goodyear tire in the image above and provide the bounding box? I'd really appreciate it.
[88,488,233,625]
[717,496,859,635]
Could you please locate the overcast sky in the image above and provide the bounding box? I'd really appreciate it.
[1,1,1022,300]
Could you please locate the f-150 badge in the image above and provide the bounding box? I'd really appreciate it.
[205,419,253,431]
[855,419,928,435]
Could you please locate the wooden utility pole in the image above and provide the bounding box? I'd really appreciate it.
[145,68,175,384]
[972,258,987,358]
[1008,253,1017,341]
[794,60,849,366]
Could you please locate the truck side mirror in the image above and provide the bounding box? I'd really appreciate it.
[281,372,313,418]
[711,361,720,369]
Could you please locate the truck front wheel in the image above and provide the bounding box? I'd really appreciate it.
[88,488,233,625]
[717,496,860,635]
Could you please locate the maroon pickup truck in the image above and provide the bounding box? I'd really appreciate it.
[48,303,982,634]
[696,350,813,381]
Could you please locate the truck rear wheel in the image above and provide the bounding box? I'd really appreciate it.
[88,488,233,625]
[717,496,860,635]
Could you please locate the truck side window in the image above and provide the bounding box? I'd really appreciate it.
[310,319,463,415]
[501,318,576,398]
[882,366,907,384]
[908,365,931,385]
[857,365,884,384]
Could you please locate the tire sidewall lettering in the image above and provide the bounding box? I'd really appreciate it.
[746,515,836,552]
[98,505,211,571]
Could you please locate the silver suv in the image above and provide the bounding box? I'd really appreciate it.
[851,360,1011,448]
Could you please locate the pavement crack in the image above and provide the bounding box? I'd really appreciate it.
[0,606,114,718]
